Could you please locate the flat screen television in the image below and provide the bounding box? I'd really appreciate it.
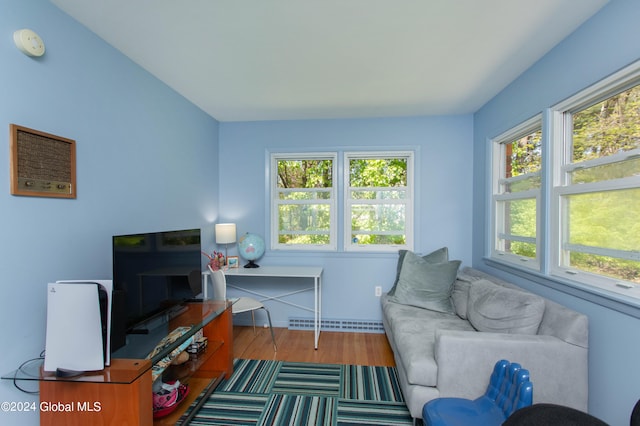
[112,228,202,339]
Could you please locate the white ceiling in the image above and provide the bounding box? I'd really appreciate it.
[50,0,608,122]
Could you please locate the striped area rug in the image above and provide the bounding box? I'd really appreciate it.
[181,359,413,425]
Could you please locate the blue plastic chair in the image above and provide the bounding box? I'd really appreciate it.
[422,360,533,426]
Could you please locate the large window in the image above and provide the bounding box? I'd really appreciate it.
[270,150,413,252]
[489,60,640,298]
[552,73,640,288]
[270,153,337,251]
[491,117,542,270]
[344,152,413,252]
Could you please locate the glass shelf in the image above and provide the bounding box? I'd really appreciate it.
[2,300,229,385]
[113,299,228,363]
[2,358,151,385]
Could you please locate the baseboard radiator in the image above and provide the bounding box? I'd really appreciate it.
[288,317,384,333]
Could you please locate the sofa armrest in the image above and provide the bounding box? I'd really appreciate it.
[434,329,588,411]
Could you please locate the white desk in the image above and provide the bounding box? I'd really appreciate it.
[204,266,323,349]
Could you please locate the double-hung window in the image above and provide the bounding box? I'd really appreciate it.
[344,151,413,252]
[551,72,640,288]
[491,117,542,269]
[270,153,337,251]
[271,151,413,252]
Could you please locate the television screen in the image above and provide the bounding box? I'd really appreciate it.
[112,228,202,333]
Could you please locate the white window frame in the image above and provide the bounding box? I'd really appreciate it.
[270,152,337,251]
[490,115,542,271]
[550,60,640,294]
[343,151,414,252]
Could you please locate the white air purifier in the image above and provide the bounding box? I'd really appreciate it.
[44,280,113,374]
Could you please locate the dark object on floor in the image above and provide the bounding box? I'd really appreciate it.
[503,403,608,426]
[423,360,533,425]
[631,399,640,426]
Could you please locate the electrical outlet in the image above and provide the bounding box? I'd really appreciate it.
[375,286,382,297]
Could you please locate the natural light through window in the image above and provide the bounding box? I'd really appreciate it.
[271,153,337,251]
[553,81,640,287]
[491,117,542,270]
[344,152,413,252]
[270,151,414,252]
[489,60,640,299]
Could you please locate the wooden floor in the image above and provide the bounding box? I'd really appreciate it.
[232,326,396,366]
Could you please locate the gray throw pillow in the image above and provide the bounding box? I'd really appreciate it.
[467,279,545,334]
[451,272,483,319]
[451,279,471,319]
[388,247,449,296]
[389,250,460,313]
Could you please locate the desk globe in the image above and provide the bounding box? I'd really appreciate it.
[237,232,265,268]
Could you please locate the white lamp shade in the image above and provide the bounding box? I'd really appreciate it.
[215,223,237,244]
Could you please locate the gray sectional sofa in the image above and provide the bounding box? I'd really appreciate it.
[381,249,589,420]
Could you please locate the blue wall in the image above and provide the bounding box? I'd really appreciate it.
[218,116,473,327]
[2,0,637,424]
[0,1,219,424]
[473,0,640,424]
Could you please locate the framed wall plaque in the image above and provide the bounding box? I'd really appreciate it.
[10,124,76,198]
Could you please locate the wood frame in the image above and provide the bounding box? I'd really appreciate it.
[226,256,239,268]
[9,124,76,198]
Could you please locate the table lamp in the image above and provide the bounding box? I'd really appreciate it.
[215,223,237,261]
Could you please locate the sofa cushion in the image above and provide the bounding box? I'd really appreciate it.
[450,271,484,319]
[467,279,545,334]
[451,279,470,319]
[388,247,449,296]
[382,295,474,387]
[389,250,460,313]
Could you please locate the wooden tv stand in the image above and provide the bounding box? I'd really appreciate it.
[37,300,233,425]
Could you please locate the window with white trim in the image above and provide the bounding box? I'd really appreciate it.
[491,117,542,269]
[270,153,337,251]
[551,71,640,288]
[344,151,413,252]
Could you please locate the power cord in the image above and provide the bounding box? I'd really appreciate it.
[12,351,45,395]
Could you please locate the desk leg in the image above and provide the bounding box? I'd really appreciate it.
[315,275,322,349]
